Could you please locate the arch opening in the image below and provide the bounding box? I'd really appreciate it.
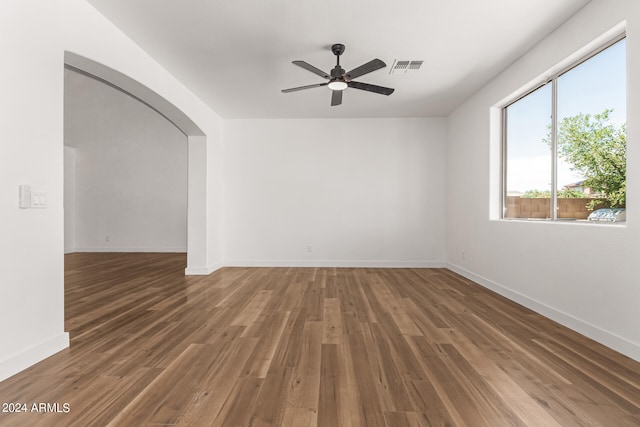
[64,51,207,274]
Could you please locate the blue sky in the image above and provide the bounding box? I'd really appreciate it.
[506,38,626,193]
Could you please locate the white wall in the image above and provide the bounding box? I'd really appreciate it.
[64,68,188,253]
[0,0,69,382]
[0,0,224,382]
[447,0,640,361]
[223,118,447,267]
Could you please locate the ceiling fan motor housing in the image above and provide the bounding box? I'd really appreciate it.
[331,66,345,79]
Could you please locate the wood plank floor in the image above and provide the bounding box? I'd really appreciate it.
[0,253,639,426]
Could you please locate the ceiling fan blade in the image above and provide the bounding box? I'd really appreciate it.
[348,81,394,95]
[346,59,386,79]
[331,90,343,106]
[292,61,330,79]
[281,82,329,93]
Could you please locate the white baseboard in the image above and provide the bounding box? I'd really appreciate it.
[185,262,223,276]
[72,247,187,253]
[447,263,640,362]
[223,259,447,268]
[0,333,69,383]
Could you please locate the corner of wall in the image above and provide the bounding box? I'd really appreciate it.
[185,262,223,276]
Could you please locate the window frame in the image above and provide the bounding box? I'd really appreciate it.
[500,33,627,221]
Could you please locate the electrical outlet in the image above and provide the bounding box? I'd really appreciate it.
[307,245,312,253]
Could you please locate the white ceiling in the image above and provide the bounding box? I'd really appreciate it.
[86,0,590,119]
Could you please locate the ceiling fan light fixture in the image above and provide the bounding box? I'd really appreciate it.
[282,44,394,106]
[327,80,348,91]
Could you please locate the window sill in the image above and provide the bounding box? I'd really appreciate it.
[496,218,627,227]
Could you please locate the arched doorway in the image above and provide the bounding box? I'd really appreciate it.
[64,52,208,274]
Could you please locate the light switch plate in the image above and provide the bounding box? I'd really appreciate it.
[19,185,31,209]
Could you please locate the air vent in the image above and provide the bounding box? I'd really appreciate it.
[389,60,423,74]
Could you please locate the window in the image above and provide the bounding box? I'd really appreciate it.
[502,36,626,222]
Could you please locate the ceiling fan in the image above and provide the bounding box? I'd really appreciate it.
[281,43,394,106]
